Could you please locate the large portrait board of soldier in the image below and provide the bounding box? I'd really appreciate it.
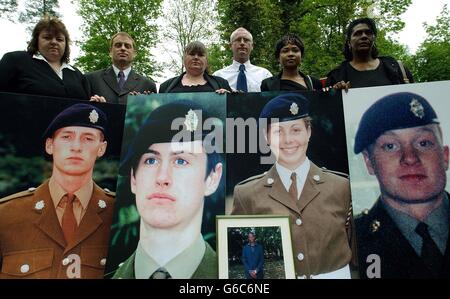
[106,92,226,279]
[342,80,450,279]
[226,91,354,279]
[0,93,125,278]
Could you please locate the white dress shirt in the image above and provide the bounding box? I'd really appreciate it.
[112,65,132,82]
[33,53,75,79]
[275,158,310,199]
[213,60,272,92]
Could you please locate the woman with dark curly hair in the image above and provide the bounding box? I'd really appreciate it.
[0,15,90,100]
[261,34,321,92]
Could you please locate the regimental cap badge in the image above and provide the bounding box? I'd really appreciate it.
[289,102,299,115]
[35,200,45,210]
[89,109,99,124]
[409,98,425,119]
[184,109,199,132]
[98,199,107,209]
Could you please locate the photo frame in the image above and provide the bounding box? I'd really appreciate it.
[216,215,296,279]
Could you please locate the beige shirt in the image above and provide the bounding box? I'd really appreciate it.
[48,177,93,225]
[134,234,206,279]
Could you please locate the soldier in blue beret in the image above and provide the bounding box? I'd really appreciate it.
[0,103,115,279]
[113,100,223,279]
[232,93,354,279]
[354,92,450,278]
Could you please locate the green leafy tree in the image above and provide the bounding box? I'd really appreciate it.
[158,0,220,75]
[19,0,60,33]
[212,0,412,78]
[75,0,163,77]
[411,4,450,82]
[0,0,18,21]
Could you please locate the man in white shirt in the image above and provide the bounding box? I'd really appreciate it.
[213,27,272,92]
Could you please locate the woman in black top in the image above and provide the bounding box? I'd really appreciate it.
[159,41,231,93]
[261,34,322,92]
[0,16,90,100]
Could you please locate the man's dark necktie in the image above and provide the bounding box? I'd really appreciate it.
[289,172,298,202]
[149,267,172,279]
[118,70,126,91]
[415,222,444,277]
[236,64,248,92]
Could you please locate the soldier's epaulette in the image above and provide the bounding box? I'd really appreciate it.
[321,167,349,179]
[237,172,266,186]
[102,188,116,197]
[0,187,37,204]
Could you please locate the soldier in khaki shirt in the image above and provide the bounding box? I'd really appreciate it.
[232,93,354,278]
[112,100,223,279]
[0,103,115,279]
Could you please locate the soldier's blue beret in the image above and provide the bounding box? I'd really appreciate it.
[259,93,309,124]
[43,103,108,139]
[354,92,439,154]
[120,100,210,174]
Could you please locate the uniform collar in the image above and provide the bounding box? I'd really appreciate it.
[48,176,93,210]
[135,234,206,279]
[232,59,252,70]
[275,158,310,194]
[381,193,449,255]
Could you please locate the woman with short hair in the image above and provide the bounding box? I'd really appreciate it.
[0,15,90,100]
[159,41,231,93]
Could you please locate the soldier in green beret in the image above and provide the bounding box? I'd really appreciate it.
[112,100,223,279]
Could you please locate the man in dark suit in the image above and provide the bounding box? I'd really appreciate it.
[242,232,264,279]
[354,92,450,278]
[86,32,156,105]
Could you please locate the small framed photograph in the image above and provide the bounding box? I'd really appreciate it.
[216,215,296,279]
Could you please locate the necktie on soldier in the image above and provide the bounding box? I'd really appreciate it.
[288,172,298,201]
[149,267,172,279]
[62,194,77,245]
[236,64,248,92]
[415,222,444,277]
[118,70,126,91]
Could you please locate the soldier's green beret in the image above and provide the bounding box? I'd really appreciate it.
[259,93,309,125]
[43,103,108,139]
[119,100,211,175]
